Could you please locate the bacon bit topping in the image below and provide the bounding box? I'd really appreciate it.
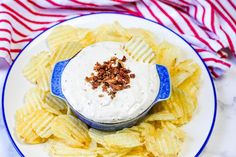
[98,94,104,97]
[130,74,135,78]
[85,55,135,99]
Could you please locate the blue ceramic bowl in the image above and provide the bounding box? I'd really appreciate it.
[51,59,171,131]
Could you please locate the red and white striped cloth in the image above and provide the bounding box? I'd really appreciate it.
[0,0,235,78]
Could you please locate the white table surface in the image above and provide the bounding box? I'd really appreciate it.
[0,56,236,157]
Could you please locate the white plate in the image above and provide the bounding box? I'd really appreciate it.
[2,13,216,157]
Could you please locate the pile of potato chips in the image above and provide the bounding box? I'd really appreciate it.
[16,22,201,157]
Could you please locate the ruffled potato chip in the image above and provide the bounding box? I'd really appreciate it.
[16,104,42,121]
[160,122,185,141]
[178,67,201,107]
[30,110,56,138]
[171,59,200,87]
[51,115,90,148]
[36,66,51,91]
[124,36,155,63]
[95,147,130,157]
[49,139,97,157]
[89,128,142,155]
[49,41,82,66]
[88,128,113,146]
[44,92,67,115]
[24,87,45,106]
[155,41,180,70]
[23,51,51,84]
[47,25,80,52]
[94,21,131,42]
[126,122,156,142]
[103,132,142,148]
[127,28,159,52]
[145,111,176,122]
[160,87,196,125]
[124,146,151,157]
[79,31,96,48]
[17,88,45,119]
[145,128,182,156]
[23,87,67,115]
[15,110,46,144]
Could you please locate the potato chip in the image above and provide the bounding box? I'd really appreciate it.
[96,147,130,157]
[171,114,192,126]
[163,87,193,117]
[42,103,62,115]
[49,41,82,66]
[36,66,51,91]
[24,87,45,106]
[89,128,142,154]
[145,111,176,122]
[159,87,195,125]
[155,41,180,70]
[17,88,45,118]
[29,110,56,138]
[76,28,91,40]
[171,59,200,87]
[49,139,97,157]
[160,122,185,141]
[94,22,131,42]
[103,132,142,148]
[117,128,142,138]
[23,87,67,115]
[51,115,90,148]
[145,128,182,156]
[123,122,156,145]
[125,146,151,157]
[88,128,111,146]
[179,75,200,98]
[79,31,96,48]
[23,64,38,84]
[16,110,46,144]
[47,25,80,52]
[66,105,73,116]
[23,51,51,83]
[124,36,155,63]
[178,67,201,106]
[34,51,51,67]
[16,104,43,122]
[127,28,159,52]
[125,154,150,157]
[43,92,67,115]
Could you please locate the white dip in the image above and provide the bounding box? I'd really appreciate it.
[61,41,160,123]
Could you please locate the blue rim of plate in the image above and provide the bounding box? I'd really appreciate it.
[1,12,217,157]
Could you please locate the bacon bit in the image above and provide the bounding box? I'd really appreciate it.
[98,94,104,97]
[130,74,135,78]
[85,55,135,99]
[121,56,126,62]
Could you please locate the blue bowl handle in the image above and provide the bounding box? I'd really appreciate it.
[153,64,171,103]
[51,60,70,100]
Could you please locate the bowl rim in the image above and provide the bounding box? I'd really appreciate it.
[1,12,217,157]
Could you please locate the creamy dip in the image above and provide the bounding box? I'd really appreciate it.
[61,41,160,123]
